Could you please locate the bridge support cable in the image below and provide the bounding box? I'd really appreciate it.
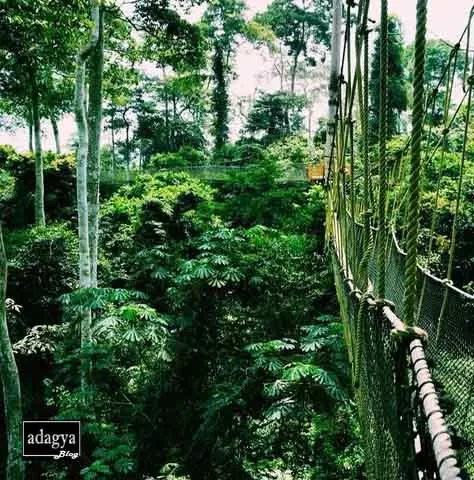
[377,0,388,299]
[404,0,427,327]
[436,54,474,343]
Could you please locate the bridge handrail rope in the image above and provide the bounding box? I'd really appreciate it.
[332,219,462,480]
[327,1,474,478]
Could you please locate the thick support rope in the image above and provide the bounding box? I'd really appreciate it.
[377,0,388,299]
[404,0,427,327]
[362,27,370,278]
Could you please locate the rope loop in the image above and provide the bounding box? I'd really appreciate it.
[350,288,362,300]
[390,325,429,347]
[442,278,454,287]
[373,297,395,312]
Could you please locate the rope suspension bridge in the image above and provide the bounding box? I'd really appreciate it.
[327,1,474,479]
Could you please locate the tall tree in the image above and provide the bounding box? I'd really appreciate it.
[30,72,45,225]
[43,75,75,155]
[324,0,342,179]
[130,0,206,156]
[212,43,229,150]
[0,224,24,480]
[203,0,253,151]
[257,0,331,93]
[369,15,408,140]
[74,0,101,400]
[88,7,105,288]
[244,91,305,144]
[0,0,85,225]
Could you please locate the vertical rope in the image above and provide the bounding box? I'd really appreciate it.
[363,25,370,268]
[417,48,459,322]
[349,119,356,271]
[404,0,427,326]
[377,0,388,298]
[436,69,474,343]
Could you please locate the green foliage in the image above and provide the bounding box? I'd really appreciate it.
[0,168,15,205]
[136,0,206,72]
[215,158,324,235]
[7,223,78,329]
[100,172,214,282]
[0,146,76,227]
[150,147,209,169]
[133,73,207,162]
[203,0,251,151]
[266,134,309,169]
[2,137,359,480]
[191,315,359,480]
[404,40,466,125]
[212,44,230,150]
[0,0,87,127]
[0,0,369,478]
[256,0,331,61]
[244,92,305,144]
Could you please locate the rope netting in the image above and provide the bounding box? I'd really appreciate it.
[327,1,474,478]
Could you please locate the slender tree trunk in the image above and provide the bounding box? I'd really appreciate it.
[290,52,299,93]
[123,112,130,182]
[324,0,342,182]
[51,117,61,154]
[307,103,314,159]
[171,94,177,151]
[31,73,45,226]
[28,108,33,153]
[162,66,170,151]
[74,0,100,402]
[87,6,104,289]
[111,111,116,175]
[0,224,24,480]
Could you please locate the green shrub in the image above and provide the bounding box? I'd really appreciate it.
[7,223,78,330]
[266,135,310,172]
[150,147,209,169]
[0,146,76,227]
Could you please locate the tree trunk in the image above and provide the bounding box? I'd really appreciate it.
[28,108,33,153]
[163,66,170,151]
[324,0,342,182]
[0,224,24,480]
[87,6,104,289]
[290,51,299,93]
[31,73,45,226]
[74,0,100,402]
[51,117,61,154]
[111,111,116,175]
[123,112,131,182]
[171,94,177,151]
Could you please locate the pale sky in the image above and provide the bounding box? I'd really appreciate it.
[1,0,473,152]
